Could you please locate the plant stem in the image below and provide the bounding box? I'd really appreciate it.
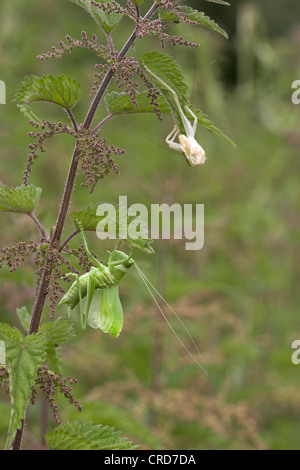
[12,1,159,450]
[66,109,78,132]
[106,32,115,53]
[59,229,80,252]
[28,213,47,239]
[91,113,114,135]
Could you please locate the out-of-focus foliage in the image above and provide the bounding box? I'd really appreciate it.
[1,0,300,450]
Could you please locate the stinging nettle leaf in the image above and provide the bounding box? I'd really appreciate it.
[40,317,76,374]
[105,91,171,116]
[0,323,48,450]
[0,182,42,214]
[45,420,137,450]
[71,202,102,232]
[70,0,123,33]
[159,5,228,39]
[141,51,190,106]
[14,74,82,122]
[140,51,191,134]
[40,317,76,346]
[65,400,162,449]
[16,306,31,333]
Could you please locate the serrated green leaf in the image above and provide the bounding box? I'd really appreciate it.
[0,323,48,450]
[45,420,137,450]
[131,0,144,5]
[71,202,102,232]
[141,51,189,107]
[105,91,171,116]
[71,203,154,254]
[65,400,162,449]
[40,317,75,374]
[16,306,31,333]
[70,0,122,33]
[159,5,228,38]
[40,317,75,346]
[91,0,122,33]
[0,182,42,214]
[14,74,81,122]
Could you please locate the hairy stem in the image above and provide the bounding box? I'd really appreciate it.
[91,113,114,135]
[59,229,80,252]
[66,109,79,132]
[28,213,47,240]
[12,1,159,450]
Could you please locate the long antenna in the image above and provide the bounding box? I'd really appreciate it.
[135,263,208,375]
[136,263,203,358]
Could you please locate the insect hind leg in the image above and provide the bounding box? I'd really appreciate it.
[184,106,198,135]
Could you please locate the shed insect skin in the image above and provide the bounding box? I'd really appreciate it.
[143,64,206,166]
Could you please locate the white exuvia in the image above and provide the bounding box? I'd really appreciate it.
[143,65,206,166]
[166,104,206,166]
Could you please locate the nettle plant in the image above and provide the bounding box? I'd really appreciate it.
[0,0,233,451]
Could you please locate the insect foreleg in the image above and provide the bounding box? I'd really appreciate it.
[78,224,103,270]
[113,240,122,251]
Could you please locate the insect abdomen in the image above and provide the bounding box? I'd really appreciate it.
[59,272,90,310]
[59,267,115,310]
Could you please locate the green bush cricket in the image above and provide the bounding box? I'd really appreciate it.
[59,224,134,337]
[59,226,207,374]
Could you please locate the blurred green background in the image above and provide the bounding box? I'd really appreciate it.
[1,0,300,450]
